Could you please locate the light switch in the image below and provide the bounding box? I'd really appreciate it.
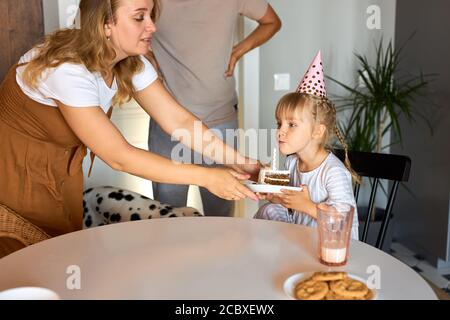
[274,73,290,91]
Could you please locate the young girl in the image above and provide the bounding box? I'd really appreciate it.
[254,51,359,240]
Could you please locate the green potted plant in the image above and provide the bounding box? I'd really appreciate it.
[328,38,433,153]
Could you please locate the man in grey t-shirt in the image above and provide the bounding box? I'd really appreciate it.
[148,0,281,216]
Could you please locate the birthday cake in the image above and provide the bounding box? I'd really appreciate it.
[258,169,290,186]
[259,147,291,186]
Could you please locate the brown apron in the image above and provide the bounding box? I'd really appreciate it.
[0,65,90,237]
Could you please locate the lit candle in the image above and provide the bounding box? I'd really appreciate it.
[272,147,277,170]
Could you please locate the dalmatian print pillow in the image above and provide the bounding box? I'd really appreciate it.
[83,186,203,229]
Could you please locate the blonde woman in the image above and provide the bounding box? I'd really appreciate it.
[0,0,258,242]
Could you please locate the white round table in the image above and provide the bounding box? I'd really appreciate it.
[0,217,436,299]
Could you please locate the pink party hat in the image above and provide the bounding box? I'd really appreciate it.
[296,51,326,98]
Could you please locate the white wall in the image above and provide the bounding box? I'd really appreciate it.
[43,0,79,33]
[42,0,59,34]
[259,0,396,136]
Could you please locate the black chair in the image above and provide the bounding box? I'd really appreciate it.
[334,149,411,249]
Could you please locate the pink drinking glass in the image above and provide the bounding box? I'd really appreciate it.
[317,202,355,267]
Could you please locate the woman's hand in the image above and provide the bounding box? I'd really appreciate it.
[228,157,262,182]
[202,167,259,201]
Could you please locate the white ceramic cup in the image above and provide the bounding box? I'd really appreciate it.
[0,287,60,300]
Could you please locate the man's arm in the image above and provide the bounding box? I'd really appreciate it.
[225,4,281,77]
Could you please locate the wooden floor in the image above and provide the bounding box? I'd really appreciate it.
[423,277,450,300]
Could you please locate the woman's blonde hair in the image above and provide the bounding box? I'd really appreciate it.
[276,92,360,183]
[22,0,161,106]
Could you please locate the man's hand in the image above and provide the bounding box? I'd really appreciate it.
[224,44,248,77]
[224,4,281,77]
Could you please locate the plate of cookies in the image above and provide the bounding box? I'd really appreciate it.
[283,271,377,300]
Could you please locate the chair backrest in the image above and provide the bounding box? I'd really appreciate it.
[333,149,411,249]
[0,204,50,252]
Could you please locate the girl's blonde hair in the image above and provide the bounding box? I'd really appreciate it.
[276,92,360,183]
[21,0,161,106]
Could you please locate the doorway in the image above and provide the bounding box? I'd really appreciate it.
[0,0,44,81]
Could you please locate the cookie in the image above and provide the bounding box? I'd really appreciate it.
[329,278,369,298]
[312,271,347,282]
[295,279,329,300]
[325,288,374,300]
[325,290,353,300]
[364,288,375,300]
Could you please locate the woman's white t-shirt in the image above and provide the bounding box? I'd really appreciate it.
[16,49,158,113]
